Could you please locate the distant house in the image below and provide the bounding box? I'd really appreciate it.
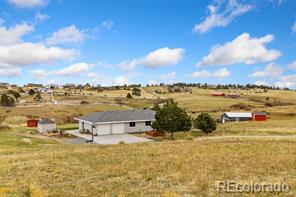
[226,93,240,98]
[211,92,225,97]
[252,112,267,121]
[63,83,76,89]
[74,109,156,135]
[45,84,59,89]
[0,82,10,89]
[221,112,252,123]
[38,119,57,133]
[26,83,43,88]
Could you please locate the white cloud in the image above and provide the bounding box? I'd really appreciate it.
[254,80,268,86]
[0,67,21,77]
[46,25,87,45]
[0,43,76,67]
[275,74,296,89]
[159,72,177,83]
[275,81,295,89]
[292,22,296,32]
[197,33,281,67]
[0,23,34,45]
[288,61,296,70]
[55,63,94,76]
[0,22,76,70]
[8,0,48,8]
[31,69,48,78]
[193,0,253,33]
[119,47,185,71]
[113,76,129,85]
[191,68,231,78]
[147,80,158,85]
[35,12,49,23]
[142,47,184,67]
[102,20,114,30]
[249,63,283,77]
[118,59,140,72]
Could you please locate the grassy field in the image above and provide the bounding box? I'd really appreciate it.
[0,131,296,196]
[1,87,295,134]
[0,87,296,196]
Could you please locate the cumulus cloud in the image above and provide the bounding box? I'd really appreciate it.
[34,12,49,23]
[193,0,253,33]
[8,0,48,8]
[119,47,185,71]
[159,72,177,83]
[0,23,34,45]
[55,63,94,76]
[288,61,296,70]
[46,25,88,45]
[102,20,114,30]
[191,68,231,78]
[0,22,77,73]
[142,48,184,67]
[0,43,76,68]
[197,33,281,67]
[275,74,296,89]
[249,63,283,77]
[0,67,21,77]
[254,80,268,86]
[113,76,129,85]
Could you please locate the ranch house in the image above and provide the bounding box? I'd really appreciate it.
[74,109,156,136]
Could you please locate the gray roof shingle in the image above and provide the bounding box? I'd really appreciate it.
[76,109,156,123]
[39,118,56,124]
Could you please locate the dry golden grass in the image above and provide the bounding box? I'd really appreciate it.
[0,104,126,124]
[0,135,296,196]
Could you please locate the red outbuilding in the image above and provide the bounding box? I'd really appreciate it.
[252,112,267,121]
[27,119,39,127]
[211,92,225,97]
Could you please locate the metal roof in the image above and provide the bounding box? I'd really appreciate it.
[253,111,267,115]
[76,109,156,124]
[39,118,56,124]
[223,112,252,118]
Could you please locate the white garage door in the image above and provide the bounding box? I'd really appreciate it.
[96,124,111,135]
[111,123,125,134]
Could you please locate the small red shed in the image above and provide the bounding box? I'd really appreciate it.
[27,119,39,127]
[211,92,225,97]
[252,112,267,121]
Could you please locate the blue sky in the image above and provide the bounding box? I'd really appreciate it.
[0,0,295,88]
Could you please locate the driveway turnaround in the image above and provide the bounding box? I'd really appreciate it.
[66,130,152,145]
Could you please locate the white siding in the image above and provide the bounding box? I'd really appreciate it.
[111,123,125,134]
[96,124,111,135]
[38,123,56,133]
[124,121,152,133]
[78,120,153,135]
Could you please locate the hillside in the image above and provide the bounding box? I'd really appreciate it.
[1,133,296,196]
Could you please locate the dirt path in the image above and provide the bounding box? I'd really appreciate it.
[194,135,296,141]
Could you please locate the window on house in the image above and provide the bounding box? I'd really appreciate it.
[145,121,151,126]
[129,122,136,127]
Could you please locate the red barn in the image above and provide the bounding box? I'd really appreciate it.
[252,112,267,121]
[27,120,39,127]
[211,92,225,97]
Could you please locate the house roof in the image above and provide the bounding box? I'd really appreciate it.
[39,118,56,124]
[76,109,156,124]
[253,111,267,115]
[223,112,252,118]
